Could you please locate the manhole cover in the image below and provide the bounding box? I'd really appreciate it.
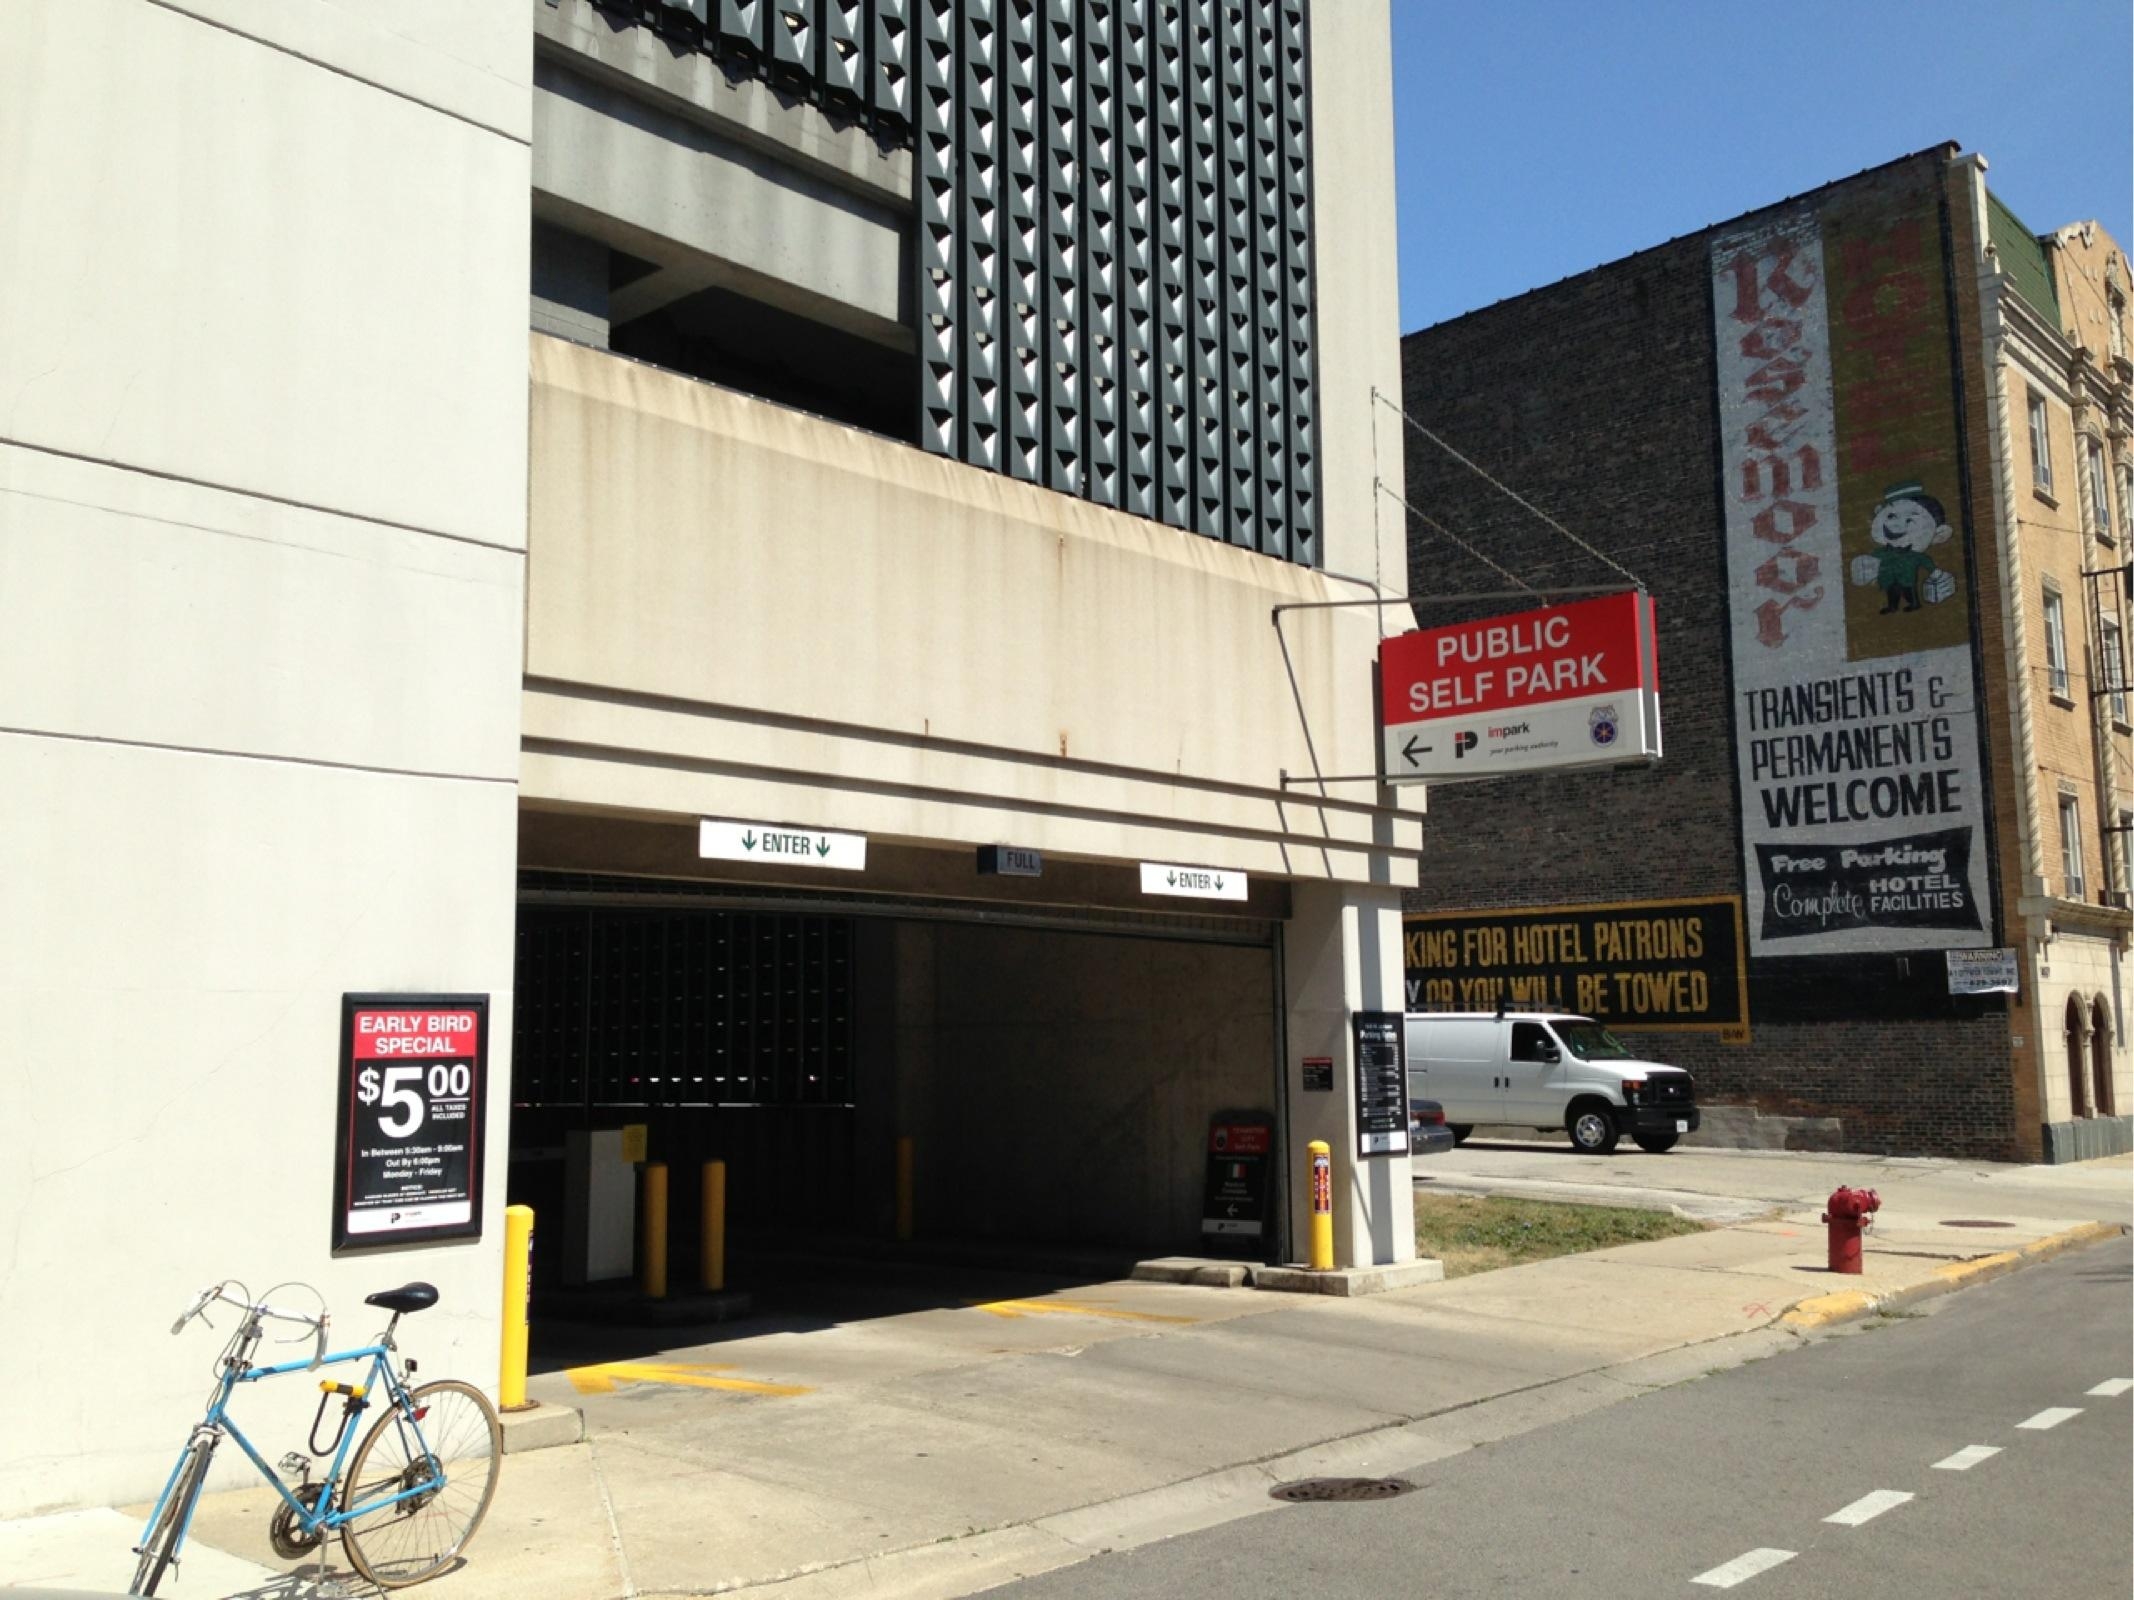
[1269,1477,1416,1503]
[1939,1219,2016,1228]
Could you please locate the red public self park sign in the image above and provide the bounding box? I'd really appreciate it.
[1379,592,1662,781]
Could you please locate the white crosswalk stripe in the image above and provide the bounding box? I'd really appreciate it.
[1692,1548,1797,1588]
[2017,1407,2083,1430]
[1933,1445,2001,1470]
[1825,1489,1914,1525]
[2087,1378,2133,1397]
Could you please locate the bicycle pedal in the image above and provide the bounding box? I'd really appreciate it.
[278,1452,309,1477]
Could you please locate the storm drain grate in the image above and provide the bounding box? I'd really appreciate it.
[1939,1219,2016,1228]
[1269,1477,1416,1503]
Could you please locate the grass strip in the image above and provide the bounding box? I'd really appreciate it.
[1414,1191,1707,1278]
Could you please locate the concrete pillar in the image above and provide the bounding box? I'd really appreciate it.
[1284,882,1416,1268]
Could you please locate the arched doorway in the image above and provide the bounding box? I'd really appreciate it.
[2065,994,2091,1119]
[2092,998,2116,1117]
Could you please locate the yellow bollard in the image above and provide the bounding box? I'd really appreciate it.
[499,1204,535,1412]
[894,1136,914,1243]
[641,1162,669,1299]
[1307,1140,1334,1271]
[701,1160,727,1292]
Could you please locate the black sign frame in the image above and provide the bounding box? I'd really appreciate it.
[332,992,489,1252]
[1353,1011,1409,1158]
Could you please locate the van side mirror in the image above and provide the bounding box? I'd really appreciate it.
[1540,1043,1561,1064]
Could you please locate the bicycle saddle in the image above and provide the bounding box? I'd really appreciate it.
[365,1282,439,1315]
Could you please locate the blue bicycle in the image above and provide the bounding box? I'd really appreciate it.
[130,1279,501,1595]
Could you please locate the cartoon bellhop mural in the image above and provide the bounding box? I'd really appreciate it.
[1711,181,1994,959]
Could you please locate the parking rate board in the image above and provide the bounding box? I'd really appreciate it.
[1379,592,1661,781]
[333,994,488,1249]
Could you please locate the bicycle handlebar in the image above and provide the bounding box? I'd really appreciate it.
[171,1283,330,1366]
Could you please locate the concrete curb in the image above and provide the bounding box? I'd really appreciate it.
[498,1399,585,1454]
[1779,1220,2127,1330]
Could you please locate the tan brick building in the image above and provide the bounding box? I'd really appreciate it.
[1399,147,2133,1162]
[1971,183,2134,1154]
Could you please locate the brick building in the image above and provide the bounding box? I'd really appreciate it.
[1397,146,2134,1162]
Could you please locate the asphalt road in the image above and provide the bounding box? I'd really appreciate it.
[979,1236,2134,1600]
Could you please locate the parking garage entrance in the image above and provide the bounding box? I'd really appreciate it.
[505,874,1285,1303]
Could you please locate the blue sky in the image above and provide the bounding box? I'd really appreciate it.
[1391,0,2134,332]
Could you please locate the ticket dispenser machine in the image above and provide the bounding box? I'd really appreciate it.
[562,1128,636,1286]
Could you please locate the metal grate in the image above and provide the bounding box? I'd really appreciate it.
[1269,1477,1416,1503]
[513,906,855,1109]
[596,0,1320,565]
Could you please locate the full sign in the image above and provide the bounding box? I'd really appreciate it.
[700,818,867,871]
[334,994,487,1249]
[1378,592,1661,781]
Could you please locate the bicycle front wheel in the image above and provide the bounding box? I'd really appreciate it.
[131,1438,212,1597]
[339,1379,502,1589]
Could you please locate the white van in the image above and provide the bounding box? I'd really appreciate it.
[1403,1011,1699,1154]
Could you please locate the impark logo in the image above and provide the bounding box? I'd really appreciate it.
[1486,722,1530,739]
[1453,731,1479,758]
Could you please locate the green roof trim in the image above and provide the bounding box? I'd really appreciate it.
[1988,189,2061,325]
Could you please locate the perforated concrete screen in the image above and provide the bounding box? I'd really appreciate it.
[632,0,1322,566]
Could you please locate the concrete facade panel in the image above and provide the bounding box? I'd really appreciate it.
[523,337,1418,882]
[0,0,531,550]
[0,444,523,780]
[146,0,532,141]
[0,738,520,1516]
[532,62,906,335]
[1304,0,1403,584]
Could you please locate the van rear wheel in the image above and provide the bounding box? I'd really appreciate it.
[1567,1103,1620,1155]
[1447,1125,1472,1145]
[1632,1132,1679,1154]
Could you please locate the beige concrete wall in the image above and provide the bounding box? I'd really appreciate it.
[0,0,529,1515]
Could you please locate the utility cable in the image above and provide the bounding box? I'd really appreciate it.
[1374,476,1539,597]
[1372,387,1646,590]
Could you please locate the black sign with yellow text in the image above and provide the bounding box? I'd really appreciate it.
[1404,897,1750,1041]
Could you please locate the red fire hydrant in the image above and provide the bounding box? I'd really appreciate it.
[1822,1186,1881,1274]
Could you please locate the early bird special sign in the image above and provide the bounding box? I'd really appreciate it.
[1379,592,1661,781]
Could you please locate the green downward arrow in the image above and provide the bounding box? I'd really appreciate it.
[1215,876,1225,891]
[741,831,757,850]
[1167,871,1177,886]
[816,837,831,857]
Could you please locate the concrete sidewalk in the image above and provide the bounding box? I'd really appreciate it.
[7,1201,2123,1600]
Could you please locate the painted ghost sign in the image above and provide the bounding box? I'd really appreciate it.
[1711,192,1992,956]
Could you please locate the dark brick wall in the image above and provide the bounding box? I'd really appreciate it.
[1398,152,2019,1160]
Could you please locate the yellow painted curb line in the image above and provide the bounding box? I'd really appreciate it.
[1780,1220,2125,1331]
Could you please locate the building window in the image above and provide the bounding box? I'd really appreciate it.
[2028,391,2055,496]
[2120,809,2133,901]
[2106,618,2129,724]
[2044,587,2070,696]
[2089,437,2114,539]
[2061,793,2085,900]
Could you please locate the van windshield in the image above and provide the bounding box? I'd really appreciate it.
[1552,1022,1634,1060]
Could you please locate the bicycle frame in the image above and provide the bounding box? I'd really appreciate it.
[137,1337,446,1564]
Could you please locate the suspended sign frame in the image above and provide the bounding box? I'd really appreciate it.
[1378,591,1661,782]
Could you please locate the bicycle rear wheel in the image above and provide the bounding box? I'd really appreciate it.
[130,1438,213,1597]
[339,1379,501,1588]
